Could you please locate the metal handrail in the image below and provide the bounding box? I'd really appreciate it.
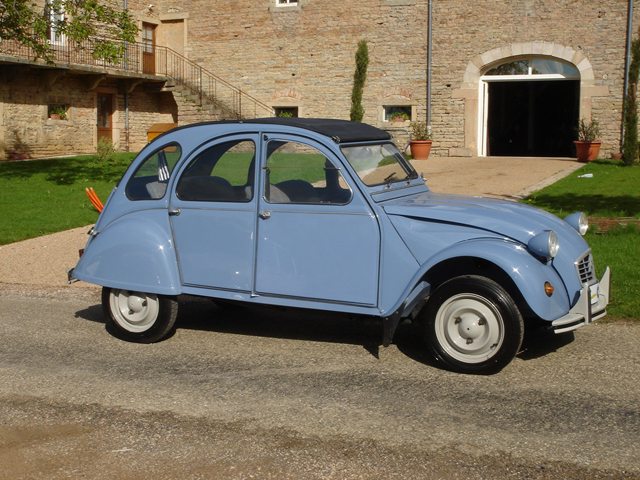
[0,36,274,119]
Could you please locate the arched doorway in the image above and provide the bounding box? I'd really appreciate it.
[453,43,608,158]
[480,58,580,157]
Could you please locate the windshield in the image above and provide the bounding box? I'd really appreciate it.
[341,143,418,187]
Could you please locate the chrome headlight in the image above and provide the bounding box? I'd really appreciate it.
[528,231,559,259]
[564,212,588,236]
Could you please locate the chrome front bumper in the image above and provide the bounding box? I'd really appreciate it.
[551,266,611,334]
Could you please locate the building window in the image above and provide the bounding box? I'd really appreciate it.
[275,107,298,118]
[485,59,579,79]
[45,0,66,44]
[277,0,298,5]
[48,104,68,120]
[384,106,412,123]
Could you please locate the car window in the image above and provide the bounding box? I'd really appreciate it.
[341,143,418,187]
[176,140,255,203]
[264,141,352,204]
[126,144,182,200]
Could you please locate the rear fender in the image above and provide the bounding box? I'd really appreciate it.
[72,210,181,295]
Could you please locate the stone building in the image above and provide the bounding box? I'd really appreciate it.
[1,0,636,159]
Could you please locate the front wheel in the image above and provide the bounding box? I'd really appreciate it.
[421,276,524,374]
[102,287,178,343]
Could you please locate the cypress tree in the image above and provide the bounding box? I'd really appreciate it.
[622,32,640,166]
[350,40,369,122]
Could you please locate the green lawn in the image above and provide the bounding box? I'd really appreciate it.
[523,159,640,218]
[522,159,640,321]
[0,154,134,245]
[582,225,639,320]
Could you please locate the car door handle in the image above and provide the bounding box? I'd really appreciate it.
[259,211,271,220]
[169,208,181,216]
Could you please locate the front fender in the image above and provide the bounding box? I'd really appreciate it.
[72,210,181,295]
[415,238,571,321]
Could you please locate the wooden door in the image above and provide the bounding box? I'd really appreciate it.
[97,94,112,142]
[142,23,156,75]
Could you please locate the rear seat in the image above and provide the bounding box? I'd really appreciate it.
[177,176,238,202]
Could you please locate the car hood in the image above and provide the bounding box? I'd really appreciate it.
[383,192,584,248]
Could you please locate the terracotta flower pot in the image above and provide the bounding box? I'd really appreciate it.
[410,140,433,160]
[574,141,601,162]
[50,114,61,120]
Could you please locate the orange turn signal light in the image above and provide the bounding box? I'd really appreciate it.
[544,282,554,297]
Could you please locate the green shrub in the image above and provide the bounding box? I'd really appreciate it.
[96,137,119,164]
[410,122,432,141]
[576,119,601,142]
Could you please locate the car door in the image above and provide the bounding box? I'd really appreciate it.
[255,135,381,306]
[170,135,258,292]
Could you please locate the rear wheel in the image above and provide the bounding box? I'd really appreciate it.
[421,276,524,374]
[102,287,178,343]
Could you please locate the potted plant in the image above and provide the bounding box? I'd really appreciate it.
[574,119,601,162]
[49,105,67,120]
[389,112,410,122]
[409,122,433,160]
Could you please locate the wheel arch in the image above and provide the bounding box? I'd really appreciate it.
[420,256,532,322]
[72,210,182,296]
[405,239,571,324]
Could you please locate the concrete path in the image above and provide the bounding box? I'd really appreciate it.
[411,156,582,200]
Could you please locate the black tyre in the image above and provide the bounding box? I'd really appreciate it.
[421,276,524,374]
[102,287,178,343]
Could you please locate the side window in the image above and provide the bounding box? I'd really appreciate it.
[264,141,352,205]
[176,140,255,203]
[126,144,181,200]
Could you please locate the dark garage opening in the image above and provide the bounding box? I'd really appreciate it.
[487,80,579,157]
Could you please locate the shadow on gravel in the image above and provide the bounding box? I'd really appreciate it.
[74,303,106,324]
[74,295,442,366]
[517,328,575,360]
[177,295,385,350]
[74,295,572,371]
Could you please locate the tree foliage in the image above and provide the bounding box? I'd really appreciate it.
[350,40,369,123]
[0,0,138,64]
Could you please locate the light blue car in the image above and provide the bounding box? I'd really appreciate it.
[69,118,610,374]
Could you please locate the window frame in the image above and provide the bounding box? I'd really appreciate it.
[175,139,256,204]
[125,143,182,201]
[263,139,353,206]
[46,0,66,45]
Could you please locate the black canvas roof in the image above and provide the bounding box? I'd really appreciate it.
[153,118,393,146]
[242,118,392,143]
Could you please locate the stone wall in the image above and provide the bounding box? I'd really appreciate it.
[1,69,95,159]
[0,67,176,160]
[133,0,639,158]
[3,0,638,158]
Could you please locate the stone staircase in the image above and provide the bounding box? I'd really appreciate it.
[171,86,226,126]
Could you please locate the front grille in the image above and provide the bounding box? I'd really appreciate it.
[576,252,596,284]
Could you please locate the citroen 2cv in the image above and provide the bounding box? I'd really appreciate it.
[69,118,610,374]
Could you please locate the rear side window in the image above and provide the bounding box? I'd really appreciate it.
[126,144,182,200]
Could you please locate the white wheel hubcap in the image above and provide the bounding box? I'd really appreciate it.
[434,293,504,363]
[109,290,160,333]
